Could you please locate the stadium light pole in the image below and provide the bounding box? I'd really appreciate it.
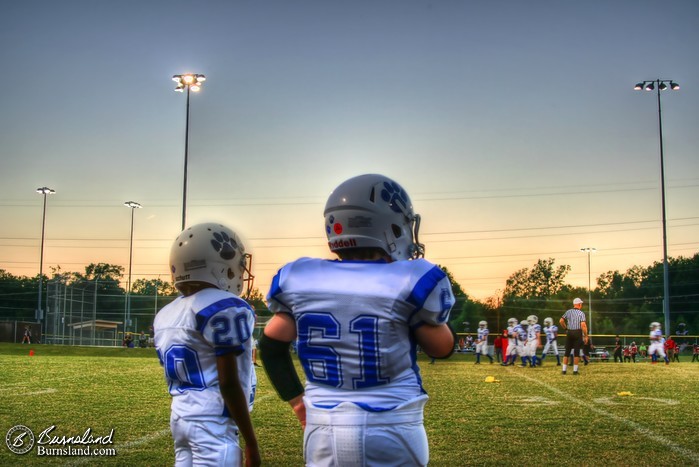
[172,73,206,231]
[36,187,55,330]
[634,79,679,336]
[580,247,596,334]
[124,201,142,333]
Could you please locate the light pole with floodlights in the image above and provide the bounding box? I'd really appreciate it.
[172,73,206,231]
[580,247,596,334]
[124,201,142,333]
[634,79,679,336]
[36,187,55,330]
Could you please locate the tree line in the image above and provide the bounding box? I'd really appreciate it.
[1,253,698,337]
[447,252,699,337]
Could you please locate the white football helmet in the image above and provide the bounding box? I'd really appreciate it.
[649,322,661,331]
[170,223,254,296]
[479,320,487,329]
[544,317,553,327]
[527,315,538,325]
[324,174,424,261]
[520,318,529,326]
[507,317,518,327]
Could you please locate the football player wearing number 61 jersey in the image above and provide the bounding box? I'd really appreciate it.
[260,174,456,467]
[154,223,260,466]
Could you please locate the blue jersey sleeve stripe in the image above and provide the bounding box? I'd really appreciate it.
[268,271,293,311]
[406,265,446,310]
[195,297,252,333]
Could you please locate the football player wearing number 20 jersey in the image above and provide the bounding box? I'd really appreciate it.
[154,223,260,466]
[260,174,456,467]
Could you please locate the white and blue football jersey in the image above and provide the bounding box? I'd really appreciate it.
[507,325,517,344]
[544,325,558,342]
[267,257,454,410]
[477,327,489,343]
[154,288,256,419]
[650,328,665,344]
[514,324,527,342]
[527,323,541,341]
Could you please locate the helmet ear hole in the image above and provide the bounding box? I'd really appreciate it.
[227,268,235,280]
[391,224,402,238]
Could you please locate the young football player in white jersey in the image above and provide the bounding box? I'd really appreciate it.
[524,315,541,367]
[539,317,561,366]
[501,317,519,366]
[260,174,456,467]
[515,319,529,367]
[154,223,260,466]
[475,320,494,364]
[648,321,669,365]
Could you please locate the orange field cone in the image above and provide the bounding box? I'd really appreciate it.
[29,349,35,356]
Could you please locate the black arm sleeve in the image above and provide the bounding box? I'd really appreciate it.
[258,333,304,401]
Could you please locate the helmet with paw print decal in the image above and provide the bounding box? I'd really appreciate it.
[170,223,254,295]
[324,174,424,261]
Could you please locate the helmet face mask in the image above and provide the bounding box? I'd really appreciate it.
[527,315,538,325]
[544,317,553,327]
[324,174,424,261]
[478,320,487,329]
[170,223,254,296]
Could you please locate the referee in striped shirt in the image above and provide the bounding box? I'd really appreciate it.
[559,298,588,375]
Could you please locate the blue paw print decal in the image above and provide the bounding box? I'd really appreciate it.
[380,181,408,214]
[211,231,238,260]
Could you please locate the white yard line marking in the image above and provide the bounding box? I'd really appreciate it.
[0,387,57,396]
[513,371,699,464]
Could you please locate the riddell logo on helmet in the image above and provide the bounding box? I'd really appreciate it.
[175,274,190,282]
[328,238,357,249]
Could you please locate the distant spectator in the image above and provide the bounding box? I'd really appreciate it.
[630,342,638,363]
[138,331,148,348]
[123,332,133,348]
[613,335,623,363]
[502,329,509,365]
[623,346,631,363]
[581,337,594,366]
[639,342,647,358]
[692,344,699,363]
[665,337,679,363]
[494,333,503,363]
[22,326,32,344]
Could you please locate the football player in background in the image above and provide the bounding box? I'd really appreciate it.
[516,318,529,367]
[260,174,456,467]
[524,315,542,367]
[475,320,494,364]
[502,318,519,366]
[648,322,670,365]
[154,223,260,466]
[539,317,561,366]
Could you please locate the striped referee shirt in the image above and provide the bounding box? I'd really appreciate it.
[562,308,586,330]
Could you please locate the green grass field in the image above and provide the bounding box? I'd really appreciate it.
[1,343,698,466]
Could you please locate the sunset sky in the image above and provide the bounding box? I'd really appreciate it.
[1,1,698,301]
